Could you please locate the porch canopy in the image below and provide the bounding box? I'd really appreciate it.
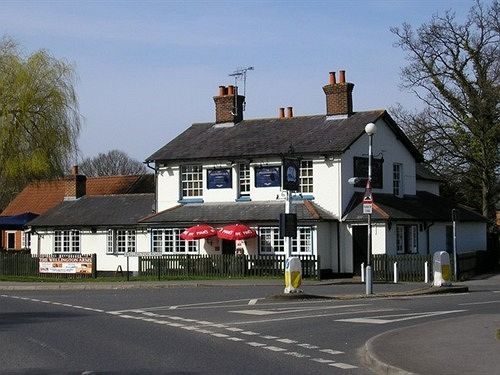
[342,191,487,222]
[140,200,337,226]
[0,212,38,229]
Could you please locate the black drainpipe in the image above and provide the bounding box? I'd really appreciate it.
[337,220,341,274]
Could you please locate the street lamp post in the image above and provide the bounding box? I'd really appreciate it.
[364,122,377,295]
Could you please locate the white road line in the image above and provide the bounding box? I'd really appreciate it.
[459,300,500,306]
[311,358,334,363]
[276,338,297,344]
[229,308,396,325]
[211,333,230,338]
[248,299,259,305]
[139,298,253,312]
[227,337,244,341]
[230,304,368,316]
[298,343,319,349]
[493,291,500,293]
[241,331,259,335]
[336,310,467,324]
[264,346,287,352]
[320,349,344,355]
[285,352,310,358]
[329,363,358,369]
[247,342,266,347]
[225,327,243,332]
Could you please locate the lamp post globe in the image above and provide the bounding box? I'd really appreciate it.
[365,122,377,136]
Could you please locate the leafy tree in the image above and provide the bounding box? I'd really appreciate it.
[0,37,80,211]
[79,149,148,177]
[391,0,500,221]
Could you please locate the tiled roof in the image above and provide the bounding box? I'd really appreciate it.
[1,174,154,216]
[140,200,337,226]
[342,191,487,222]
[147,110,423,163]
[29,194,155,227]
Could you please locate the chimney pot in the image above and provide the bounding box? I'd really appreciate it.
[227,85,235,96]
[329,72,336,85]
[218,86,226,96]
[287,107,293,118]
[339,70,346,83]
[72,165,78,175]
[278,107,285,119]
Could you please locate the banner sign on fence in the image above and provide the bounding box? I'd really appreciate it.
[39,256,93,274]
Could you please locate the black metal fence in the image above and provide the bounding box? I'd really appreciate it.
[139,254,320,279]
[0,253,96,279]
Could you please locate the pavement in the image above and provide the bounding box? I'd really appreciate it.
[1,274,498,375]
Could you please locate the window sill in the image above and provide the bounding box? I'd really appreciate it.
[178,198,204,204]
[235,196,251,202]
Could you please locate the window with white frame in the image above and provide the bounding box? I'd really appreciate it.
[396,225,417,254]
[21,231,31,250]
[151,229,198,253]
[54,230,80,253]
[259,226,313,254]
[107,229,136,254]
[181,165,203,198]
[300,160,313,193]
[238,163,250,197]
[393,163,402,196]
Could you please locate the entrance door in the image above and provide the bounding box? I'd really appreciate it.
[221,240,236,255]
[352,226,367,275]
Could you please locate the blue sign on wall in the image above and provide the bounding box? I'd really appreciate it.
[255,166,281,188]
[207,169,232,189]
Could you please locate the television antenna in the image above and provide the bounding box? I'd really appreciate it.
[229,66,254,112]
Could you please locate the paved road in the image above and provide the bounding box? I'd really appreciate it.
[0,277,498,374]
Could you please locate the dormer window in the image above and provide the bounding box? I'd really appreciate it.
[181,165,203,198]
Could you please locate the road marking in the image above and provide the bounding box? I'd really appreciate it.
[211,333,230,338]
[320,349,344,355]
[248,299,259,305]
[298,343,319,349]
[247,342,266,347]
[459,300,500,306]
[227,337,244,341]
[311,358,334,363]
[285,352,310,358]
[261,335,279,339]
[330,363,358,369]
[493,291,500,293]
[141,298,253,312]
[226,327,243,332]
[230,304,367,316]
[336,310,467,324]
[264,346,287,352]
[228,308,396,325]
[276,338,297,344]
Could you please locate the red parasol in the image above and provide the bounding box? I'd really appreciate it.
[180,224,217,240]
[217,224,257,241]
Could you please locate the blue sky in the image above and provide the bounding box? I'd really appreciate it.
[1,0,474,163]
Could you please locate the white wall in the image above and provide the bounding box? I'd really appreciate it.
[341,118,417,214]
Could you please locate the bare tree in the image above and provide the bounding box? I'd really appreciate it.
[79,150,148,177]
[391,0,500,220]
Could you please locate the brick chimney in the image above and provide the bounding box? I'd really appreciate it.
[213,85,245,124]
[64,165,86,200]
[322,70,354,117]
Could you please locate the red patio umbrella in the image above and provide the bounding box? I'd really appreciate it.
[180,224,217,240]
[217,224,257,241]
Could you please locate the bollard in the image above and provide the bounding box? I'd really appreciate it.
[284,257,303,294]
[424,261,429,283]
[433,251,452,287]
[365,265,373,294]
[361,262,365,282]
[393,262,398,284]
